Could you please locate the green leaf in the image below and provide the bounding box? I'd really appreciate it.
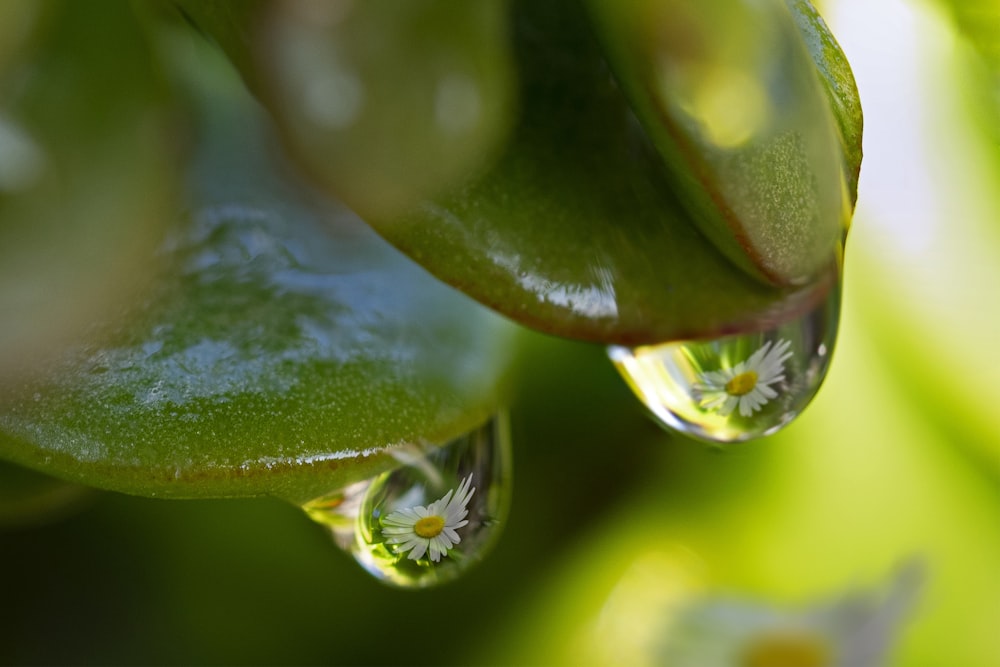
[587,0,852,285]
[363,0,837,345]
[932,0,1000,75]
[930,0,1000,148]
[785,0,863,208]
[170,0,515,220]
[0,0,177,388]
[0,41,516,503]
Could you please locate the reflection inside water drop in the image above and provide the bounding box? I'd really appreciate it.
[303,412,510,588]
[608,283,840,443]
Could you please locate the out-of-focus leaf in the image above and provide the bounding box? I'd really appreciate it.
[931,0,1000,149]
[0,0,40,73]
[169,0,515,220]
[0,41,517,503]
[0,0,178,387]
[587,0,852,285]
[838,0,1000,476]
[932,0,1000,75]
[364,0,837,346]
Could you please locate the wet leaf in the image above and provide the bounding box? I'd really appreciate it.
[363,0,837,346]
[587,0,852,284]
[931,0,1000,76]
[0,43,516,503]
[785,0,863,208]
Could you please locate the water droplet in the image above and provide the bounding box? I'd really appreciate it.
[302,412,510,587]
[608,284,840,443]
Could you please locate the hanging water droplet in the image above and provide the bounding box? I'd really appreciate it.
[302,412,511,588]
[608,282,840,443]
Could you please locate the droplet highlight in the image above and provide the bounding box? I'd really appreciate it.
[303,412,510,587]
[608,283,840,443]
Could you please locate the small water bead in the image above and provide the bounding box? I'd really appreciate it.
[302,412,510,588]
[608,283,840,443]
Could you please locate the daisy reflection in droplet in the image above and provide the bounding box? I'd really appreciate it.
[693,339,793,417]
[381,474,475,562]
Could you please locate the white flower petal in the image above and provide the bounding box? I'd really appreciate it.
[429,537,450,562]
[408,540,428,561]
[699,391,729,410]
[757,341,792,374]
[757,384,778,400]
[758,374,785,390]
[382,528,416,538]
[699,370,731,388]
[718,395,739,417]
[432,534,456,551]
[432,488,455,511]
[391,536,421,550]
[745,341,772,368]
[384,507,422,523]
[381,520,416,532]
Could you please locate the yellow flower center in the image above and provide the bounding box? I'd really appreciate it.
[414,515,446,538]
[740,632,830,667]
[725,370,758,396]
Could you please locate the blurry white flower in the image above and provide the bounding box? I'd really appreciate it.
[655,561,922,667]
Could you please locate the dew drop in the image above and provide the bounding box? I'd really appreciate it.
[608,283,840,443]
[302,412,511,588]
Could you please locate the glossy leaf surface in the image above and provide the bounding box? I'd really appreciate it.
[168,0,856,346]
[0,45,516,502]
[587,0,851,285]
[785,0,863,207]
[364,0,838,346]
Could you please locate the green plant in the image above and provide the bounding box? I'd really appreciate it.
[3,1,998,665]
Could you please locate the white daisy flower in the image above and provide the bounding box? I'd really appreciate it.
[380,474,475,562]
[693,339,793,417]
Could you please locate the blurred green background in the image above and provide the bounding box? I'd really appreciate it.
[1,0,999,664]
